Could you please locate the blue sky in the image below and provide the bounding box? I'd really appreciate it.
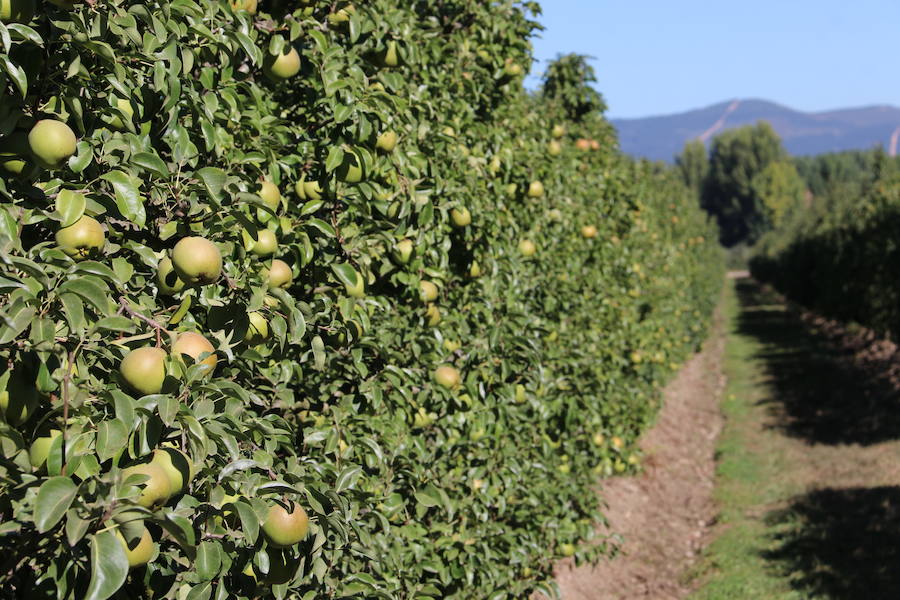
[527,0,900,119]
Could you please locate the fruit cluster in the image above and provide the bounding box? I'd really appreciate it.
[0,1,721,598]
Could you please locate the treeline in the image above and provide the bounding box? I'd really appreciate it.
[677,124,900,338]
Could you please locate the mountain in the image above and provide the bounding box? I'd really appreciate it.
[611,99,900,162]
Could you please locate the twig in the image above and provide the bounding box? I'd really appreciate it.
[118,298,169,346]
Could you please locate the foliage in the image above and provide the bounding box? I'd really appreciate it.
[0,1,722,599]
[750,160,805,230]
[793,147,900,200]
[675,138,708,194]
[752,162,900,339]
[540,54,607,123]
[700,122,787,247]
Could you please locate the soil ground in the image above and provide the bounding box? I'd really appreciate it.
[548,279,730,599]
[549,275,900,599]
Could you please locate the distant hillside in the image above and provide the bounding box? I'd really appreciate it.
[612,99,900,162]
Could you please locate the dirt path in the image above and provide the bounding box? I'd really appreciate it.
[547,275,900,599]
[549,284,729,599]
[690,277,900,599]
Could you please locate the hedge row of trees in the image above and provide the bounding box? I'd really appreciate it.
[0,2,722,599]
[751,149,900,338]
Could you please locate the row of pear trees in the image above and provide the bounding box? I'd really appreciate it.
[0,1,721,598]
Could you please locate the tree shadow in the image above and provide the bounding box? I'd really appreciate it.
[734,279,900,445]
[763,486,900,600]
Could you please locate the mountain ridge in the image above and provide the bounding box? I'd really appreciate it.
[611,99,900,162]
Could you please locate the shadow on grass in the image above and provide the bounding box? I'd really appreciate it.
[763,486,900,599]
[734,279,900,446]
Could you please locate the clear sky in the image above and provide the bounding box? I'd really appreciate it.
[527,0,900,119]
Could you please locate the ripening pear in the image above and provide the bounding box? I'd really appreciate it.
[119,347,167,396]
[116,526,156,569]
[246,229,278,257]
[433,365,460,389]
[425,304,441,327]
[581,225,598,239]
[107,97,134,131]
[504,61,523,77]
[229,0,257,13]
[149,447,192,496]
[264,259,293,289]
[343,268,365,298]
[450,207,471,228]
[547,140,562,156]
[518,239,537,257]
[56,216,105,259]
[337,150,365,183]
[382,40,399,68]
[29,429,61,471]
[122,462,172,508]
[0,0,35,23]
[419,280,438,303]
[171,237,222,285]
[245,312,270,345]
[376,130,398,152]
[0,131,33,176]
[156,257,186,295]
[263,47,301,81]
[393,239,414,264]
[527,181,544,198]
[303,180,322,200]
[28,119,77,169]
[262,501,309,548]
[172,332,217,373]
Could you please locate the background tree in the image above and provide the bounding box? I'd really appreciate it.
[540,53,607,123]
[675,139,708,193]
[752,160,806,229]
[702,122,786,246]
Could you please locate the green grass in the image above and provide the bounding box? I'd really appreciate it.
[686,280,803,600]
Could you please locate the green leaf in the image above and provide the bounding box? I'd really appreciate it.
[233,31,262,66]
[185,582,213,600]
[57,277,112,315]
[330,262,359,290]
[90,316,135,334]
[196,167,226,202]
[56,190,86,227]
[0,55,27,97]
[74,261,119,283]
[83,530,128,600]
[131,152,169,177]
[325,146,345,172]
[101,171,145,228]
[307,218,336,237]
[69,141,93,173]
[300,200,323,216]
[196,540,223,581]
[7,24,43,46]
[34,476,78,533]
[233,501,259,544]
[65,508,91,546]
[0,304,35,344]
[96,419,128,462]
[335,464,362,493]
